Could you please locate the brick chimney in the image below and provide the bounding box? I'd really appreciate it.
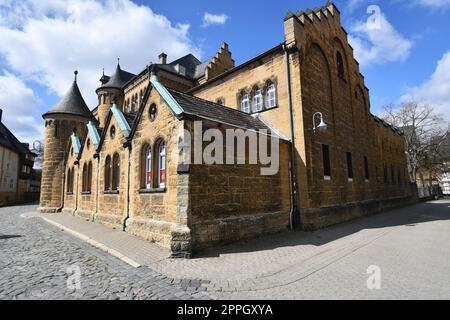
[159,53,167,64]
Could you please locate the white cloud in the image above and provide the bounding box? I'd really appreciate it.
[348,12,413,66]
[413,0,450,8]
[402,51,450,122]
[201,12,229,27]
[0,71,44,143]
[0,0,201,108]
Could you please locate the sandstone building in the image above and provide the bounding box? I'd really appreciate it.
[0,109,40,206]
[39,2,414,257]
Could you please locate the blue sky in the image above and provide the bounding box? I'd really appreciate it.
[0,0,449,144]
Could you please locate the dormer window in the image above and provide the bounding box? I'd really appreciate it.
[176,64,186,76]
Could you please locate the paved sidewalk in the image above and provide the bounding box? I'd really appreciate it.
[32,200,450,299]
[30,211,170,266]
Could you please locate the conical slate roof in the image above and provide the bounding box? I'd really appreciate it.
[43,72,91,119]
[101,63,135,89]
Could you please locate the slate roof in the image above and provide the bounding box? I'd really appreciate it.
[43,79,91,119]
[167,89,274,132]
[101,64,136,89]
[0,120,32,155]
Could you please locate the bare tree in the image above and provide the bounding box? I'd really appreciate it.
[381,101,448,183]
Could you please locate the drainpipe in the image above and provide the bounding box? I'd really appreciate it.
[56,155,66,212]
[283,43,300,230]
[92,154,100,216]
[74,162,79,215]
[123,144,132,232]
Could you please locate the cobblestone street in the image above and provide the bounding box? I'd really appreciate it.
[1,200,450,300]
[0,204,207,300]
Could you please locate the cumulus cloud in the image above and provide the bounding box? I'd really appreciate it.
[413,0,450,8]
[201,12,229,27]
[348,11,413,66]
[402,51,450,122]
[0,71,44,143]
[0,0,201,108]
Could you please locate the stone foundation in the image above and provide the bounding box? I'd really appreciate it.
[301,196,418,231]
[191,211,290,251]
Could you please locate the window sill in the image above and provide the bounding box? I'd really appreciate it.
[348,178,354,182]
[138,188,167,194]
[81,192,92,195]
[65,192,74,196]
[104,190,119,195]
[324,176,331,181]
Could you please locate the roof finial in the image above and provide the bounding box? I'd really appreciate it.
[117,57,120,67]
[102,68,105,76]
[74,70,78,82]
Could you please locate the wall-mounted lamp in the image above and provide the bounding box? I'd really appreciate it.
[312,112,327,133]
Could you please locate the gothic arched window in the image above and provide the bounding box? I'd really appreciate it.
[265,83,277,109]
[240,93,250,113]
[105,155,111,191]
[112,153,120,191]
[156,140,166,188]
[141,144,152,189]
[252,88,263,113]
[336,51,345,79]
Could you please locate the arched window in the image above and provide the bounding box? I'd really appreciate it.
[240,93,250,113]
[252,88,263,113]
[110,126,116,139]
[265,83,276,109]
[157,141,166,188]
[112,153,120,191]
[67,168,72,193]
[87,161,92,192]
[82,163,88,192]
[141,144,152,189]
[336,51,345,79]
[140,89,143,105]
[105,155,111,191]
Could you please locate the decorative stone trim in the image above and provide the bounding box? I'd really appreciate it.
[138,188,167,194]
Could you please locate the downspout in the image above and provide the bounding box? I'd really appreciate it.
[283,43,300,230]
[56,154,66,212]
[95,154,100,218]
[74,162,79,215]
[123,144,132,232]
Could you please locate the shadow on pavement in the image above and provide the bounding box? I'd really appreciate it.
[194,200,450,258]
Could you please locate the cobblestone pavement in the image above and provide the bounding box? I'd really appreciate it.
[1,200,450,300]
[151,200,450,299]
[0,204,208,300]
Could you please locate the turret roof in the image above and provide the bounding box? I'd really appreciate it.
[43,71,91,119]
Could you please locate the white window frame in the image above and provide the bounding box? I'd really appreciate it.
[241,94,250,113]
[145,146,152,189]
[266,83,276,108]
[158,142,166,188]
[253,89,263,113]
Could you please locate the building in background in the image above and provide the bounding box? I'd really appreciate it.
[0,109,40,206]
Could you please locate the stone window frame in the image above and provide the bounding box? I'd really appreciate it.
[82,161,93,194]
[336,51,345,80]
[252,86,264,113]
[239,90,251,114]
[112,153,120,191]
[66,167,74,194]
[104,155,112,191]
[263,78,279,110]
[138,138,168,194]
[346,151,354,181]
[156,139,167,189]
[140,143,153,190]
[110,125,116,140]
[149,104,158,122]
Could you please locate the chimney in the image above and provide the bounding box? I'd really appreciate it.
[0,109,2,122]
[159,53,167,64]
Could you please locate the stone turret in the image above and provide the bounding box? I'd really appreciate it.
[39,71,91,213]
[96,60,135,128]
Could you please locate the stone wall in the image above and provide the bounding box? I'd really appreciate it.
[127,90,183,247]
